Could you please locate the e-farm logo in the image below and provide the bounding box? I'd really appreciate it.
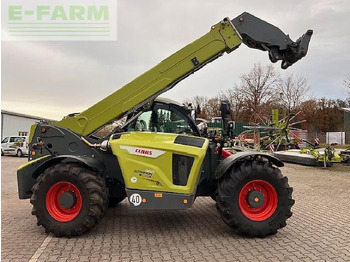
[3,0,117,40]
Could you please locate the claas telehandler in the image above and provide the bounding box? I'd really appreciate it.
[17,12,312,237]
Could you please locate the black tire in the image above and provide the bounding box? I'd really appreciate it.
[108,196,126,207]
[31,163,108,237]
[216,160,294,238]
[16,149,23,157]
[95,172,109,219]
[1,150,4,156]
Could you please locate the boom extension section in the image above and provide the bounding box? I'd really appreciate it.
[56,12,312,136]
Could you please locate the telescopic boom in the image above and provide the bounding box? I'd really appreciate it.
[56,12,312,136]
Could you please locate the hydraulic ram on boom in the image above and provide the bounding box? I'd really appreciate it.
[56,12,312,136]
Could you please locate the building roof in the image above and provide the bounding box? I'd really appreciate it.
[341,108,350,113]
[1,110,56,122]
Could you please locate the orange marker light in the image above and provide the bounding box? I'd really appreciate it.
[31,151,36,156]
[142,198,147,203]
[183,199,188,204]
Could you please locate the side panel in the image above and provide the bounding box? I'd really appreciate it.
[109,132,208,195]
[126,189,195,210]
[17,124,126,199]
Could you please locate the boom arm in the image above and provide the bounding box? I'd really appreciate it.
[56,12,312,136]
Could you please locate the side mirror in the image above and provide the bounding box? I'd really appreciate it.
[185,102,196,120]
[220,100,231,117]
[220,100,231,134]
[227,121,235,138]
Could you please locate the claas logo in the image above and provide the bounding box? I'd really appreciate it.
[135,148,153,156]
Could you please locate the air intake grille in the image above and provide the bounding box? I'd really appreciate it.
[172,154,194,186]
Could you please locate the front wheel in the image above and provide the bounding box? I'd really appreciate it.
[16,149,23,157]
[216,160,294,237]
[31,163,108,237]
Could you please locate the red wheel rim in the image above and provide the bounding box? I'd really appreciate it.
[239,180,278,221]
[46,182,82,222]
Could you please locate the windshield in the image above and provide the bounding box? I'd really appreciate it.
[126,103,197,135]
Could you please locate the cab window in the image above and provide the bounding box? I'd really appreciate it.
[127,105,195,135]
[1,137,9,143]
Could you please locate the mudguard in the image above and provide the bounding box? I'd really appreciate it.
[32,155,104,178]
[17,155,104,199]
[215,151,284,180]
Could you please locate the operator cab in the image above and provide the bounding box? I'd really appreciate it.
[125,97,200,136]
[90,98,200,139]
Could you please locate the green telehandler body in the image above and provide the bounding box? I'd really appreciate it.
[17,12,312,237]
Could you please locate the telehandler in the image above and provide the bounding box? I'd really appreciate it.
[17,12,312,237]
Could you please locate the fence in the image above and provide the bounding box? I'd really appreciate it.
[307,131,350,144]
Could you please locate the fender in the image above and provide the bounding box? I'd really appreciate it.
[17,155,104,199]
[32,155,104,179]
[215,152,284,180]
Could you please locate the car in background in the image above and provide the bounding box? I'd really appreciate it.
[1,136,29,157]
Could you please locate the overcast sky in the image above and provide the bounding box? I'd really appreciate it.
[2,0,350,120]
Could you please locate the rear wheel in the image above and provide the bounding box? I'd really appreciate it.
[31,163,108,237]
[217,160,294,237]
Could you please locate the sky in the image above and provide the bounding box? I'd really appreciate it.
[2,0,350,120]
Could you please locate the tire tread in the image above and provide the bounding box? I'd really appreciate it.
[216,160,294,237]
[30,163,108,237]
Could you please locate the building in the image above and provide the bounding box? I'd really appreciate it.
[341,108,350,143]
[1,110,56,139]
[342,108,350,130]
